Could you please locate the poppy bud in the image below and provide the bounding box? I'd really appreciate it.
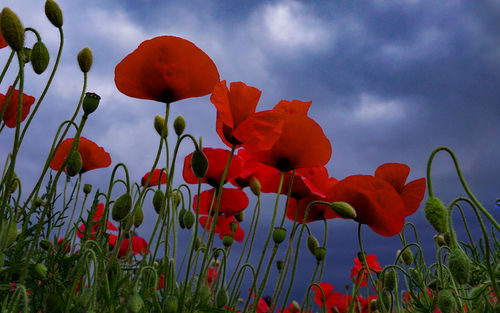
[83,184,92,194]
[40,239,53,250]
[307,235,319,255]
[315,247,326,262]
[276,260,284,271]
[45,0,63,28]
[164,295,178,313]
[191,149,208,178]
[443,232,452,246]
[66,150,82,177]
[173,115,186,136]
[154,115,167,137]
[172,192,181,208]
[112,193,132,222]
[34,263,47,279]
[377,291,391,312]
[449,248,470,285]
[133,206,144,227]
[9,172,18,194]
[127,292,144,313]
[383,268,397,291]
[77,47,92,73]
[193,235,201,251]
[434,234,447,247]
[33,197,43,208]
[398,249,413,266]
[424,196,448,233]
[183,210,195,229]
[22,47,31,63]
[329,202,357,219]
[178,208,186,228]
[235,211,244,222]
[409,268,420,282]
[249,177,261,196]
[272,227,286,244]
[31,41,50,74]
[357,251,366,263]
[215,288,228,308]
[0,8,24,51]
[199,285,211,304]
[82,92,100,115]
[437,289,456,313]
[222,235,233,248]
[153,189,164,214]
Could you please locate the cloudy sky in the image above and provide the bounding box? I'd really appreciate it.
[2,0,500,303]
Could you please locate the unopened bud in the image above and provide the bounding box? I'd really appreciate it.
[82,92,100,115]
[172,192,181,208]
[153,189,164,214]
[40,239,53,250]
[31,41,50,74]
[307,235,319,255]
[77,47,92,73]
[398,248,413,266]
[449,248,470,285]
[329,201,357,219]
[183,210,195,229]
[82,184,92,194]
[173,115,186,136]
[0,8,24,51]
[154,115,167,137]
[215,289,228,308]
[434,234,447,246]
[45,0,63,28]
[437,289,456,313]
[178,208,186,228]
[133,206,144,227]
[191,149,208,178]
[272,227,286,244]
[112,193,132,222]
[33,198,43,208]
[249,177,261,196]
[424,196,448,233]
[66,150,82,177]
[127,292,144,313]
[164,295,178,313]
[315,247,326,261]
[9,172,18,194]
[34,263,48,279]
[222,235,233,248]
[383,268,397,291]
[193,236,201,251]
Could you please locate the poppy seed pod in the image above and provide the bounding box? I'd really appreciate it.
[77,47,92,73]
[437,289,456,313]
[383,268,398,291]
[191,148,209,178]
[153,189,164,214]
[329,201,357,219]
[449,248,470,285]
[44,0,63,28]
[424,196,448,233]
[66,150,82,177]
[222,235,233,248]
[163,295,178,313]
[178,208,186,228]
[112,193,132,222]
[173,115,186,136]
[183,210,195,229]
[272,227,286,244]
[315,247,326,262]
[82,92,100,115]
[249,177,261,196]
[127,292,144,313]
[154,115,167,137]
[133,206,144,227]
[0,8,24,51]
[307,234,319,255]
[31,41,50,74]
[215,288,228,308]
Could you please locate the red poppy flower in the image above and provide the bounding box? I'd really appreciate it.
[207,266,218,286]
[350,254,382,287]
[199,215,245,242]
[230,148,275,189]
[77,203,118,239]
[141,169,167,187]
[233,99,332,172]
[194,187,249,216]
[328,163,425,237]
[118,235,148,258]
[312,282,342,309]
[210,80,262,147]
[50,137,112,174]
[183,147,242,187]
[115,36,220,103]
[0,86,35,128]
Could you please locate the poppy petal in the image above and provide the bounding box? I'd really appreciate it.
[374,163,410,194]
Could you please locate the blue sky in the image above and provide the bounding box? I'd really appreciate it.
[2,0,500,303]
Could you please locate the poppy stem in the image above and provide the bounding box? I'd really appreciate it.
[0,50,15,86]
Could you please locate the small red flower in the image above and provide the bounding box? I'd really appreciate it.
[118,235,148,258]
[0,86,35,128]
[77,203,118,239]
[194,187,249,216]
[210,80,262,147]
[141,169,167,187]
[183,147,242,187]
[207,266,218,286]
[50,137,112,174]
[350,254,382,287]
[312,282,341,308]
[115,36,220,103]
[199,215,245,242]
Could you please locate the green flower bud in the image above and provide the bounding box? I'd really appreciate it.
[357,251,366,263]
[409,268,420,282]
[66,150,82,177]
[449,248,470,285]
[45,0,63,28]
[383,268,397,291]
[127,292,144,313]
[215,288,228,308]
[222,235,233,248]
[377,291,392,312]
[183,210,195,229]
[398,248,413,266]
[191,149,208,178]
[437,289,456,313]
[154,115,167,137]
[112,193,132,222]
[434,234,447,247]
[133,206,144,228]
[163,295,178,313]
[5,222,18,245]
[22,47,31,63]
[276,260,284,271]
[173,115,186,136]
[315,247,326,262]
[193,235,201,251]
[272,227,286,244]
[199,285,211,304]
[40,239,53,250]
[329,201,357,219]
[33,197,43,208]
[178,208,186,229]
[235,211,244,222]
[0,8,24,51]
[34,263,48,279]
[77,47,92,73]
[153,189,164,214]
[82,92,100,115]
[9,172,18,194]
[31,41,50,74]
[307,234,319,255]
[249,177,261,196]
[424,196,448,233]
[172,192,181,208]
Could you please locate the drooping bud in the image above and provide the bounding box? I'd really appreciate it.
[272,227,286,244]
[397,249,413,266]
[0,8,24,51]
[235,211,244,222]
[437,289,456,313]
[173,115,186,136]
[199,285,211,305]
[172,192,181,208]
[133,206,144,227]
[83,184,92,194]
[315,247,326,262]
[31,41,50,74]
[424,196,448,233]
[45,0,63,28]
[249,177,261,196]
[329,201,357,219]
[178,208,186,228]
[448,248,470,285]
[34,263,48,279]
[191,149,208,179]
[77,47,92,73]
[154,115,167,137]
[183,210,195,229]
[111,193,132,222]
[215,288,228,308]
[382,268,397,291]
[357,251,366,263]
[434,234,447,247]
[82,92,100,115]
[66,150,82,177]
[276,260,284,271]
[153,189,164,214]
[222,235,233,248]
[307,235,319,255]
[40,239,53,250]
[127,292,144,313]
[163,295,178,313]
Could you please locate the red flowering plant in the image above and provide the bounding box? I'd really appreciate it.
[141,168,167,187]
[0,86,35,128]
